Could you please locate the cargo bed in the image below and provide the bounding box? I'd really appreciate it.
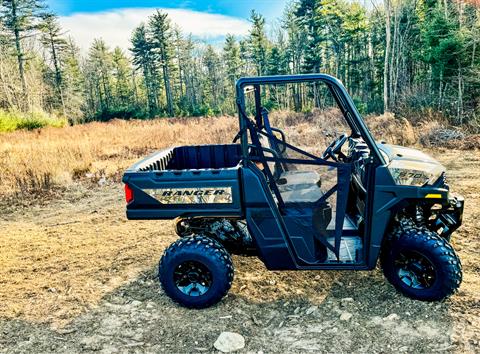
[122,144,244,220]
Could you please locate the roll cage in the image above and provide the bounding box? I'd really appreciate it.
[235,73,386,166]
[233,74,387,262]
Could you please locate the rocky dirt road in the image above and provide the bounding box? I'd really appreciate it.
[1,149,479,353]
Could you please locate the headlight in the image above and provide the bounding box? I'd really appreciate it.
[388,159,445,186]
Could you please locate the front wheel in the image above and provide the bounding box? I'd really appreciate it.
[159,235,234,308]
[381,229,462,301]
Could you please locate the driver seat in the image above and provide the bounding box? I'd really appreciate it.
[257,110,323,203]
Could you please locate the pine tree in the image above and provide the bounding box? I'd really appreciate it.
[248,10,269,76]
[0,0,45,109]
[62,37,84,122]
[38,12,67,115]
[203,44,222,114]
[87,38,113,117]
[112,47,132,109]
[223,34,241,86]
[172,26,185,100]
[295,0,321,73]
[223,34,241,112]
[182,34,199,113]
[149,10,174,116]
[131,24,158,115]
[239,39,251,76]
[283,3,307,75]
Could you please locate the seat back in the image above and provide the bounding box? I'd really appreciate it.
[257,131,278,175]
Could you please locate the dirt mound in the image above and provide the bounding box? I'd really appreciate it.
[458,134,480,149]
[365,113,416,145]
[419,121,480,150]
[366,114,480,150]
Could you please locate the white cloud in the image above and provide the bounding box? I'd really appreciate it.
[59,8,250,54]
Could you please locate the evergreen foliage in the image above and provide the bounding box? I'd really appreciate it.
[0,0,479,130]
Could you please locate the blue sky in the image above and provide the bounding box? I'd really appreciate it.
[47,0,289,53]
[47,0,289,20]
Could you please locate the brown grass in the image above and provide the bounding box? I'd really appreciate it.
[0,117,237,197]
[1,111,478,198]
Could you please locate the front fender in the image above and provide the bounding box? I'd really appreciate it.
[367,166,459,268]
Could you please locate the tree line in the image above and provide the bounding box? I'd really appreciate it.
[0,0,479,129]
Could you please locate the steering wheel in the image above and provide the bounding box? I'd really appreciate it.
[322,134,348,161]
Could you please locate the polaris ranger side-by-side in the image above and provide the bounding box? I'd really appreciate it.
[122,74,464,308]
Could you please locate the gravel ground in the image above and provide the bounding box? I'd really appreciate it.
[0,269,470,353]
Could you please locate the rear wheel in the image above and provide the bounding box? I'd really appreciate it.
[159,235,234,308]
[381,228,462,301]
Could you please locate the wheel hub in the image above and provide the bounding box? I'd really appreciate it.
[174,260,212,297]
[395,251,436,290]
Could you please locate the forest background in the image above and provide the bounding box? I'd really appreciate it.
[0,0,479,132]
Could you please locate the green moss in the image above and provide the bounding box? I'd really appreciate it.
[0,110,67,132]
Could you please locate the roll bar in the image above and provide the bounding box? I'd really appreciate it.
[235,74,386,166]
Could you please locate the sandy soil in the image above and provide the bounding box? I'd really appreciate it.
[0,149,479,353]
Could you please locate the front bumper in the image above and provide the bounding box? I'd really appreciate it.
[430,195,464,240]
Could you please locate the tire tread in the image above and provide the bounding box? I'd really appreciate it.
[382,220,462,301]
[159,235,234,308]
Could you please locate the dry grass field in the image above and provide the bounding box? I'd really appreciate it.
[0,109,476,198]
[0,114,479,353]
[0,117,238,197]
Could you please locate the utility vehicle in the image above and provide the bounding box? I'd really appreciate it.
[122,74,463,308]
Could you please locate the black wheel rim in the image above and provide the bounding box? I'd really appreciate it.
[174,260,212,296]
[395,250,437,290]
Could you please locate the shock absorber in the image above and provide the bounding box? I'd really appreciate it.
[415,206,426,227]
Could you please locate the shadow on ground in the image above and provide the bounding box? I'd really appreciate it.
[0,263,459,354]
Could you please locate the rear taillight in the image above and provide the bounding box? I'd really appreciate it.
[125,184,134,204]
